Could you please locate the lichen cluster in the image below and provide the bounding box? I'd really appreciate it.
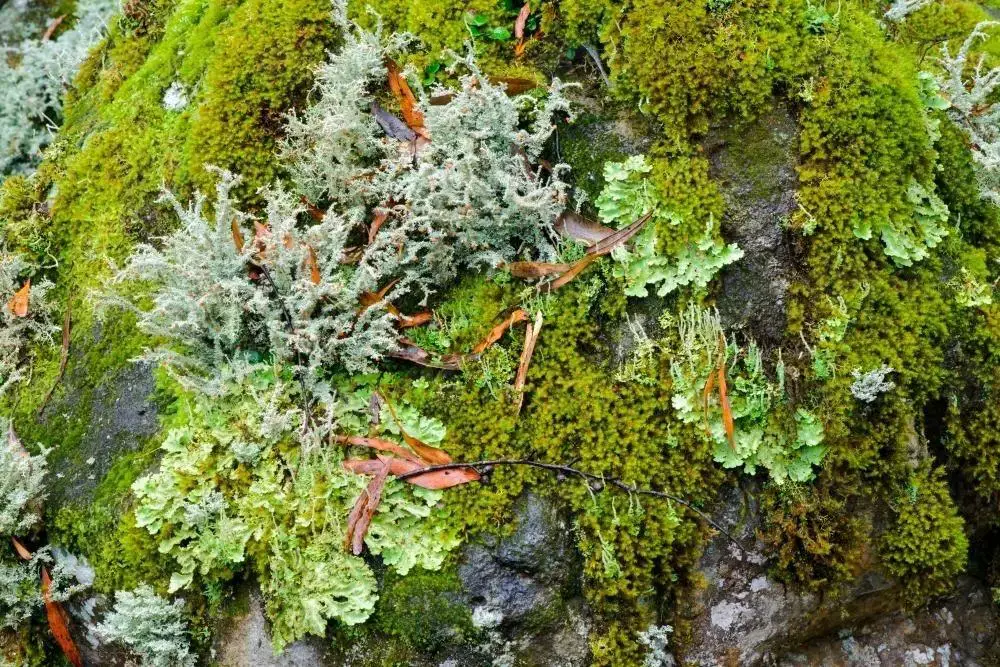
[0,0,998,665]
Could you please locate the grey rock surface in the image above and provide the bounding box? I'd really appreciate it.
[214,587,333,667]
[708,104,799,348]
[680,482,999,667]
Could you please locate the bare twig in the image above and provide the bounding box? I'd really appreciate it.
[396,458,746,551]
[37,304,71,417]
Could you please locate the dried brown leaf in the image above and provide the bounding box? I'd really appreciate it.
[344,459,390,554]
[305,246,321,285]
[386,58,427,136]
[9,280,30,318]
[514,311,543,413]
[334,434,424,465]
[514,3,530,41]
[11,537,31,561]
[587,211,653,257]
[507,261,572,278]
[343,456,480,490]
[547,254,597,291]
[41,15,64,41]
[472,309,528,354]
[554,210,615,246]
[231,219,245,253]
[41,567,82,667]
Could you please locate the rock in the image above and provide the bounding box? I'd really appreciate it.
[707,104,799,348]
[214,586,333,667]
[454,492,591,666]
[42,323,160,505]
[680,482,1000,666]
[781,577,1000,666]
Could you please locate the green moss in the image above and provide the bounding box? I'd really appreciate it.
[418,275,721,664]
[880,464,969,605]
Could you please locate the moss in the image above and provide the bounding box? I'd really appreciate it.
[880,464,969,605]
[419,275,722,663]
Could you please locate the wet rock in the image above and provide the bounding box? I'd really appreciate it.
[42,323,159,505]
[458,493,577,629]
[707,104,799,348]
[781,577,1000,666]
[680,482,999,666]
[214,586,333,667]
[455,492,591,666]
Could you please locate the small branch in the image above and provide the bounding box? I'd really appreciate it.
[396,458,747,552]
[37,304,71,417]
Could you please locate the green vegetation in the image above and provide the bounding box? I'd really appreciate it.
[1,0,999,664]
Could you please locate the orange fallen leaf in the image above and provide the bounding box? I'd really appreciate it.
[41,567,82,667]
[334,434,425,465]
[231,219,245,253]
[344,459,390,554]
[300,196,326,222]
[386,58,427,137]
[490,76,537,94]
[717,335,735,451]
[304,246,321,285]
[548,254,598,291]
[384,399,452,465]
[472,309,528,354]
[507,261,572,278]
[11,537,32,561]
[9,280,30,318]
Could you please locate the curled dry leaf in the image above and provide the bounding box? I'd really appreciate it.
[344,457,481,490]
[368,209,388,245]
[491,76,538,94]
[344,459,391,554]
[547,254,597,291]
[555,210,615,246]
[41,567,83,667]
[514,310,543,413]
[41,15,65,41]
[334,434,424,465]
[507,261,571,278]
[514,3,530,41]
[372,101,417,142]
[386,58,427,137]
[389,339,466,370]
[586,211,653,257]
[384,399,452,465]
[392,308,433,329]
[304,246,321,285]
[230,219,245,253]
[472,309,528,354]
[300,196,325,222]
[11,537,32,561]
[9,280,30,318]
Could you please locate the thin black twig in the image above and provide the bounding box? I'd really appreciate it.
[395,459,746,552]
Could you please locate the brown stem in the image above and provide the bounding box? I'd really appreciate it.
[396,459,747,552]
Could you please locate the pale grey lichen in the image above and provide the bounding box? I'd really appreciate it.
[850,365,896,402]
[96,584,196,667]
[937,22,1000,206]
[0,0,118,178]
[638,624,675,667]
